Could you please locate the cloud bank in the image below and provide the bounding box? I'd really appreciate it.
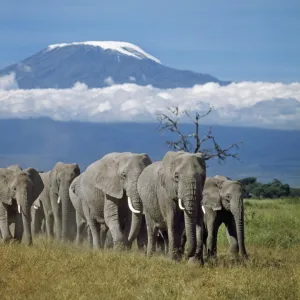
[0,73,300,129]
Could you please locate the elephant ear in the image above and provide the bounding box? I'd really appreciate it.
[162,151,185,176]
[202,177,222,211]
[24,168,44,202]
[214,175,228,188]
[7,164,22,172]
[0,172,12,205]
[49,166,59,195]
[139,153,152,166]
[94,154,123,199]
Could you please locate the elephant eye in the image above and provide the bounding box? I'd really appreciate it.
[225,194,231,201]
[120,171,126,179]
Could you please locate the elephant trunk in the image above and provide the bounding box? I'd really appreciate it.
[60,183,71,241]
[127,178,143,244]
[16,188,32,245]
[232,199,247,258]
[179,180,198,258]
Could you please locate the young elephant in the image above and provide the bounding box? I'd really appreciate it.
[202,175,248,258]
[137,151,206,263]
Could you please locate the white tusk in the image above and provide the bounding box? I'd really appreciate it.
[33,205,38,210]
[127,196,141,214]
[57,196,61,204]
[201,205,206,214]
[18,205,21,214]
[178,198,185,210]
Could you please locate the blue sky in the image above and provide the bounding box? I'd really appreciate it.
[1,0,299,82]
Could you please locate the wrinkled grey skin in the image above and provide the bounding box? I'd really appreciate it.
[49,162,80,242]
[70,152,152,250]
[137,151,206,263]
[0,166,44,245]
[202,175,248,258]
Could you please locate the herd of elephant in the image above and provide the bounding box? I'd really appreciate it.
[0,151,247,265]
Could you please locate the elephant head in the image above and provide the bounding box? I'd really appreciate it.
[0,167,44,245]
[162,151,206,258]
[203,175,247,258]
[49,162,80,241]
[92,152,152,244]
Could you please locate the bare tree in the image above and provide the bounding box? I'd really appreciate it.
[156,105,241,162]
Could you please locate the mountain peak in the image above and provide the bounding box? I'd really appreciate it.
[47,41,161,64]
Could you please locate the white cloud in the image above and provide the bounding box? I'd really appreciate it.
[129,76,136,82]
[0,72,18,90]
[0,78,300,129]
[104,76,115,86]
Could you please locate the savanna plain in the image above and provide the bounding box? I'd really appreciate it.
[0,198,300,300]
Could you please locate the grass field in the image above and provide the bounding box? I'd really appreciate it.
[1,198,300,300]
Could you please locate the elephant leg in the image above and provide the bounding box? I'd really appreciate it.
[225,215,239,256]
[87,227,93,247]
[104,229,113,249]
[206,211,221,259]
[145,212,158,256]
[75,212,86,245]
[99,224,109,248]
[87,218,100,249]
[44,212,54,240]
[104,195,124,250]
[14,212,23,242]
[190,222,204,265]
[0,203,12,242]
[166,212,183,261]
[50,192,62,241]
[31,208,44,238]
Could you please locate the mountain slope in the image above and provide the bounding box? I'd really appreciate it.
[0,118,299,187]
[0,41,230,89]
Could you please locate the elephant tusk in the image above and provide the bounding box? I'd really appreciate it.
[201,205,206,214]
[18,205,21,214]
[57,196,61,204]
[178,198,185,210]
[33,205,38,210]
[127,196,141,214]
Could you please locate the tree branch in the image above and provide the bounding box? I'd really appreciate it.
[156,105,241,162]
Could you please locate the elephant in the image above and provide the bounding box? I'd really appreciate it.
[201,175,248,258]
[136,151,206,263]
[49,162,80,242]
[69,152,152,250]
[0,166,44,245]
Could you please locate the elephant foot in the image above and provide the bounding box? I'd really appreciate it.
[187,256,204,266]
[169,250,182,262]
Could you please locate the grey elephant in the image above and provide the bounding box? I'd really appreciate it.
[202,175,248,258]
[136,151,206,263]
[0,166,44,245]
[49,162,80,242]
[69,152,152,250]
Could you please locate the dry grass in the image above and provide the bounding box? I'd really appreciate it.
[1,198,300,300]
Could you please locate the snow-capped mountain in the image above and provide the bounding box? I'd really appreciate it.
[0,41,230,89]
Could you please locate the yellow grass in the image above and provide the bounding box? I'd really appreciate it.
[1,198,300,300]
